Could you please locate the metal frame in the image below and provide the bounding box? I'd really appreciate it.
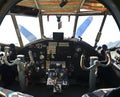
[10,13,24,47]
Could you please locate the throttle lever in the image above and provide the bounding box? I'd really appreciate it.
[28,50,35,65]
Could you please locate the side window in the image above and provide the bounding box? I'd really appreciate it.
[76,15,120,46]
[16,16,40,45]
[0,15,19,46]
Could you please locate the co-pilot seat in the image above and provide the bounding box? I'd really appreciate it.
[82,87,120,97]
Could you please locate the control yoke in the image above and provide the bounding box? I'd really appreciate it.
[80,50,112,91]
[4,46,24,66]
[80,51,112,70]
[3,46,35,67]
[2,46,26,91]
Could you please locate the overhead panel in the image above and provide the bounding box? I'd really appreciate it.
[17,0,107,13]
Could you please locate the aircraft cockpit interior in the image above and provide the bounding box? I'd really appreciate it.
[0,0,120,97]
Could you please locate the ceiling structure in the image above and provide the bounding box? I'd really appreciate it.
[10,0,108,16]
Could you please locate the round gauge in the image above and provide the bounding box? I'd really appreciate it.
[56,63,61,67]
[76,47,81,52]
[39,54,45,60]
[36,43,42,49]
[62,64,66,68]
[41,64,45,69]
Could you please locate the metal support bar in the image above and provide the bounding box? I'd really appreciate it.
[94,13,107,48]
[41,11,107,16]
[73,15,79,37]
[33,0,39,9]
[99,13,107,32]
[33,0,45,39]
[17,55,26,91]
[10,14,23,47]
[89,56,98,92]
[73,0,86,37]
[39,13,45,39]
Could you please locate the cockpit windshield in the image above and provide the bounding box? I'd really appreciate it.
[0,14,119,47]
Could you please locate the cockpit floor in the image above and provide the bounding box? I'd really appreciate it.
[7,82,89,97]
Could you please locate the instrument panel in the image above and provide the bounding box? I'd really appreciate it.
[24,40,78,62]
[18,39,98,83]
